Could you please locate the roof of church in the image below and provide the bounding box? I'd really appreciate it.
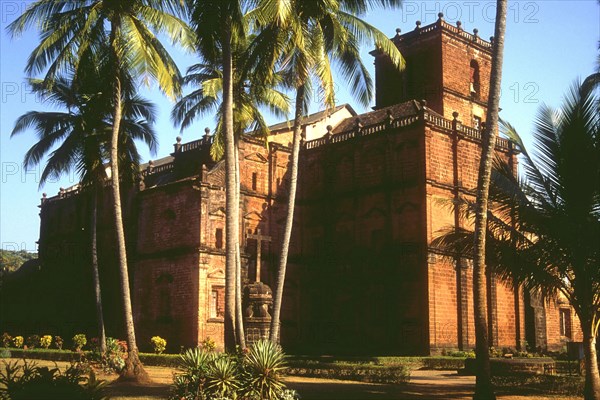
[268,104,356,132]
[332,100,438,134]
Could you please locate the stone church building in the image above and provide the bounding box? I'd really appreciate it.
[29,17,581,354]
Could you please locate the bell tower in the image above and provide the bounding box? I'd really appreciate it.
[372,13,493,128]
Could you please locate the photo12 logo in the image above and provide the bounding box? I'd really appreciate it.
[400,1,540,24]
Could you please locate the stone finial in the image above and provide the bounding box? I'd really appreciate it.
[456,21,462,30]
[420,99,427,108]
[59,187,65,197]
[147,160,154,173]
[204,127,211,136]
[473,28,479,38]
[176,136,182,143]
[452,111,459,120]
[174,136,182,153]
[395,27,401,38]
[41,193,47,204]
[437,12,444,20]
[490,36,495,45]
[386,109,394,125]
[415,20,421,30]
[355,117,363,128]
[325,125,333,142]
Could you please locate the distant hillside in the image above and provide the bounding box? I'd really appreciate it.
[0,250,38,273]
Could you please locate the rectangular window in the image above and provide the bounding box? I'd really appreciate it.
[215,228,223,249]
[210,290,218,319]
[252,172,258,191]
[560,308,572,338]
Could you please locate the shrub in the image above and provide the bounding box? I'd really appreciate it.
[72,334,87,351]
[0,359,107,400]
[0,348,11,359]
[12,336,23,348]
[103,338,127,373]
[40,335,52,349]
[26,335,40,349]
[201,337,216,352]
[150,336,167,354]
[1,333,12,348]
[54,336,64,350]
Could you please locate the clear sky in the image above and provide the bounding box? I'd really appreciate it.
[1,1,598,253]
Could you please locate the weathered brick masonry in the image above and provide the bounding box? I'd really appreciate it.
[29,16,581,354]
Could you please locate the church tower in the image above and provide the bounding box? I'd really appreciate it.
[372,13,492,129]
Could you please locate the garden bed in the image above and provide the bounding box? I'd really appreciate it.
[463,357,556,376]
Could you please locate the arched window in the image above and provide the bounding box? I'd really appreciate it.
[470,60,480,98]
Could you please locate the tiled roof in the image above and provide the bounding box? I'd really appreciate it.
[268,104,356,132]
[333,100,436,133]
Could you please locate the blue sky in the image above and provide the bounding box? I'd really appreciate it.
[1,1,598,253]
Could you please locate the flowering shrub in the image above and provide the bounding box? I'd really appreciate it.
[12,336,23,348]
[54,336,63,350]
[103,337,128,373]
[72,334,87,351]
[40,335,52,349]
[150,336,167,354]
[26,335,40,349]
[201,337,216,352]
[1,333,12,348]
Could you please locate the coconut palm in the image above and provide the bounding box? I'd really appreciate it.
[434,76,600,399]
[171,36,290,347]
[8,0,192,379]
[10,59,157,357]
[188,0,297,350]
[471,1,507,398]
[248,0,405,343]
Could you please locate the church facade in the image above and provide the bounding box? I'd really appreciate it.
[31,17,581,354]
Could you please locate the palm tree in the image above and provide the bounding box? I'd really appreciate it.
[433,76,600,399]
[10,62,157,358]
[8,0,192,380]
[189,0,297,350]
[472,0,507,398]
[172,37,289,347]
[250,0,406,343]
[495,84,599,399]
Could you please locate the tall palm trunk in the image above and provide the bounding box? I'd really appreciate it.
[222,26,238,351]
[109,19,148,382]
[270,84,306,343]
[234,142,246,348]
[91,191,106,354]
[582,316,600,400]
[473,1,506,399]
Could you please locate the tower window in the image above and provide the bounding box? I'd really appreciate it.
[470,60,480,98]
[473,116,482,131]
[252,172,258,191]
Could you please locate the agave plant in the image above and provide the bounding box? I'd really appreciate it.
[206,354,240,398]
[243,340,287,400]
[169,347,213,400]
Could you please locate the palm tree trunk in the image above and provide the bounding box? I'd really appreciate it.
[109,19,149,382]
[234,142,246,348]
[222,26,238,351]
[473,1,506,399]
[582,318,600,400]
[91,191,106,354]
[270,84,305,343]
